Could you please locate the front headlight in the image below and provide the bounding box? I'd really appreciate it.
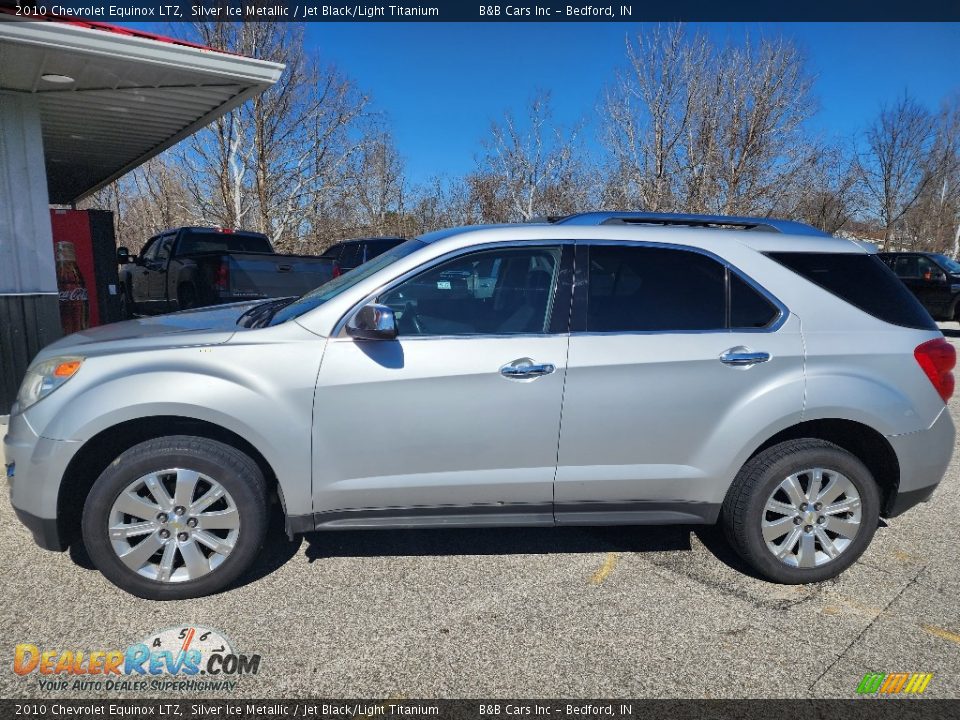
[16,356,84,412]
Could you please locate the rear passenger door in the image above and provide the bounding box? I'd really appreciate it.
[554,242,805,525]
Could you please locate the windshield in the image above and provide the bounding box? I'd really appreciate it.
[269,239,427,326]
[933,254,960,274]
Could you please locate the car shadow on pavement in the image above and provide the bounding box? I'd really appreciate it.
[940,327,960,338]
[302,524,695,560]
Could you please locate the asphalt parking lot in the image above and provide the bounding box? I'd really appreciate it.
[2,332,960,700]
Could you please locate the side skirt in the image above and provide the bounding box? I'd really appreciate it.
[286,500,721,534]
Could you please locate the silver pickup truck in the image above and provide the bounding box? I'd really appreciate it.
[116,227,334,317]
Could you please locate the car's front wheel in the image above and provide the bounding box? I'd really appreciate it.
[82,435,268,600]
[722,439,880,584]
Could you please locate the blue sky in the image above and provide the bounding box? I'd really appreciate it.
[135,22,959,186]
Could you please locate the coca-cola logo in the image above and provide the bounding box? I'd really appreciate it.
[59,288,88,302]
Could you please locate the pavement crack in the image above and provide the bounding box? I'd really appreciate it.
[807,562,929,693]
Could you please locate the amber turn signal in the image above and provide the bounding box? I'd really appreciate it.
[53,360,82,378]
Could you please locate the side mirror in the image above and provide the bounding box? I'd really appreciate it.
[117,247,132,264]
[347,303,397,341]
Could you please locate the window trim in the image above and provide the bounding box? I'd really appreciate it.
[570,240,788,335]
[332,240,576,340]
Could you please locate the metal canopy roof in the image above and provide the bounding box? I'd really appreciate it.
[0,14,283,204]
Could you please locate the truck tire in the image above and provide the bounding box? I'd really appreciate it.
[178,284,197,311]
[722,439,880,584]
[81,436,268,600]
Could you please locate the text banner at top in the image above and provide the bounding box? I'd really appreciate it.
[4,0,960,22]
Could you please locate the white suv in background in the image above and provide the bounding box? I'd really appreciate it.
[6,212,955,599]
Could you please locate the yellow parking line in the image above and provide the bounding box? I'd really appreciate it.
[590,552,620,585]
[922,624,960,646]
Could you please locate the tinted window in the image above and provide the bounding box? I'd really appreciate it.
[730,273,779,328]
[155,236,174,262]
[176,232,272,255]
[339,243,364,266]
[381,247,561,336]
[586,246,725,331]
[933,254,960,274]
[917,256,944,280]
[768,252,936,330]
[366,239,403,259]
[140,236,160,260]
[319,245,342,260]
[887,254,920,279]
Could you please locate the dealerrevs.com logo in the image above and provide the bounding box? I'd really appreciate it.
[856,672,934,696]
[12,626,260,693]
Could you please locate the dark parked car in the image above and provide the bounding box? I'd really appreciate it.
[879,251,960,323]
[319,237,405,278]
[117,227,335,317]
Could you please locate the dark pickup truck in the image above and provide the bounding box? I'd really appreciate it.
[879,251,960,323]
[117,227,335,317]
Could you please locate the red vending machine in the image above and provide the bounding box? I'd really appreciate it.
[49,209,122,333]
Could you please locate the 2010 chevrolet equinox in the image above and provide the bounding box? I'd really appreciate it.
[5,212,955,599]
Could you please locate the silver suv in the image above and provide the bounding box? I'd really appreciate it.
[5,212,955,599]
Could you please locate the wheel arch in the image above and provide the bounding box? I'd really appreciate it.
[57,416,279,547]
[747,418,901,517]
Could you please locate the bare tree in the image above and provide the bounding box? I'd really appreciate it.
[603,26,817,217]
[345,130,407,236]
[602,24,705,210]
[787,144,864,233]
[859,93,937,247]
[475,93,588,222]
[709,37,817,215]
[175,22,369,253]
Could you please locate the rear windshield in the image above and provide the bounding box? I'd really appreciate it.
[177,231,273,255]
[767,252,936,330]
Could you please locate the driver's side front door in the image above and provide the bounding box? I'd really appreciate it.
[310,243,573,527]
[130,236,158,306]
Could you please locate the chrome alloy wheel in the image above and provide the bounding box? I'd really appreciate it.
[761,467,862,569]
[107,468,240,583]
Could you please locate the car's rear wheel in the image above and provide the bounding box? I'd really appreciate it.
[81,436,268,600]
[722,439,880,584]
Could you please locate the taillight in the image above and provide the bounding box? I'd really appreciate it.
[914,337,956,403]
[213,262,229,292]
[332,262,341,279]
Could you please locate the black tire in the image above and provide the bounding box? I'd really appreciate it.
[178,284,197,311]
[81,436,268,600]
[722,439,880,584]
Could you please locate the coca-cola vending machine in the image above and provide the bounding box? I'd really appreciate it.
[49,209,122,333]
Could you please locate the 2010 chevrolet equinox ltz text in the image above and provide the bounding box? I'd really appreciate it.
[5,212,955,599]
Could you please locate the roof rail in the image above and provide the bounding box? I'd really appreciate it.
[552,212,831,237]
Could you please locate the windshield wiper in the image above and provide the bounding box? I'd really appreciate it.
[237,297,296,328]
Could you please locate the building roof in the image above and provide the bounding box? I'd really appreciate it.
[0,12,283,203]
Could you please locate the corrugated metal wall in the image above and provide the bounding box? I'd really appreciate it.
[0,92,62,412]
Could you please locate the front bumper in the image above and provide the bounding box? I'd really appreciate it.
[885,405,956,517]
[4,411,80,552]
[12,506,66,551]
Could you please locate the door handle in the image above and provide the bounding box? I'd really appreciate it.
[500,358,556,380]
[720,347,771,367]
